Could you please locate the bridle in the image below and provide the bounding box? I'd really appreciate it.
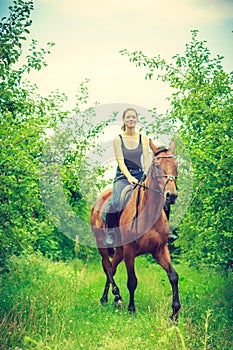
[136,149,177,196]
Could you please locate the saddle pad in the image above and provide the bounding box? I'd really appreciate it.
[102,185,134,223]
[119,184,134,210]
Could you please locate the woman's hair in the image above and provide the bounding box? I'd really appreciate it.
[121,108,138,131]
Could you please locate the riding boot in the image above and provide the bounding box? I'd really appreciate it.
[168,225,179,243]
[103,207,118,247]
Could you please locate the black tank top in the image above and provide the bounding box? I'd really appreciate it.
[117,134,143,171]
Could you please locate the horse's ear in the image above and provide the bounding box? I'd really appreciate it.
[169,139,176,154]
[149,139,159,154]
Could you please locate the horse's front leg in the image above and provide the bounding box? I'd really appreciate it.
[167,263,180,321]
[111,247,124,306]
[101,252,123,306]
[153,245,181,321]
[124,246,137,313]
[100,277,110,304]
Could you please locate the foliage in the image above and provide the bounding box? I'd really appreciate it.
[120,30,233,270]
[0,0,57,266]
[0,0,109,267]
[0,254,232,349]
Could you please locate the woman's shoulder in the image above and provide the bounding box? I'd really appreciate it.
[113,135,122,146]
[140,133,149,146]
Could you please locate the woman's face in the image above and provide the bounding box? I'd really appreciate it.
[123,110,138,129]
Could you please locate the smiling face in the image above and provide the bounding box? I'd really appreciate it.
[123,109,138,129]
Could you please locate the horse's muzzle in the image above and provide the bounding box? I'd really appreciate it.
[165,191,178,204]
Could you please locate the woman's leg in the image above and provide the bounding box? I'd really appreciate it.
[103,170,143,247]
[103,178,128,247]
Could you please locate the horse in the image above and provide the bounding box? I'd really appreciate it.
[90,139,181,320]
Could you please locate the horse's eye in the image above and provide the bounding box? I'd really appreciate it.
[155,163,160,169]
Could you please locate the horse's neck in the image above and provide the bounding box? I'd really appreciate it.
[119,179,164,236]
[136,177,164,229]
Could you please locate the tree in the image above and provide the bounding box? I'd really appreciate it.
[0,0,110,267]
[120,30,233,270]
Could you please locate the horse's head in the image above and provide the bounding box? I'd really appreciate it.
[149,139,178,205]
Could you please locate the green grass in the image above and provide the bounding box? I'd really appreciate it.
[0,253,232,349]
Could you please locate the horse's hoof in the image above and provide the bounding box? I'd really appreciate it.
[114,299,125,309]
[100,297,108,305]
[128,306,136,315]
[169,314,178,323]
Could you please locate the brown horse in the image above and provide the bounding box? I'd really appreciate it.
[90,140,181,320]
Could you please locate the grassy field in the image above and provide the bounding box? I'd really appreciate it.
[0,253,232,349]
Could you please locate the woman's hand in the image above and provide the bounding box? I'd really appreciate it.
[127,175,139,185]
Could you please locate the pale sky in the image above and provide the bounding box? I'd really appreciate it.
[1,0,233,114]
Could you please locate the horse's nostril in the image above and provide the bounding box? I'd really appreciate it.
[166,192,178,200]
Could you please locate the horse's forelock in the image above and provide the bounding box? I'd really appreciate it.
[153,148,168,157]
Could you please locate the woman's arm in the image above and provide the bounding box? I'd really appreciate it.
[113,136,139,185]
[142,135,150,175]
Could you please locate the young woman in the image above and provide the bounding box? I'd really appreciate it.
[103,108,150,247]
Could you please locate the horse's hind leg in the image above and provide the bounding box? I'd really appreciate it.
[153,245,181,321]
